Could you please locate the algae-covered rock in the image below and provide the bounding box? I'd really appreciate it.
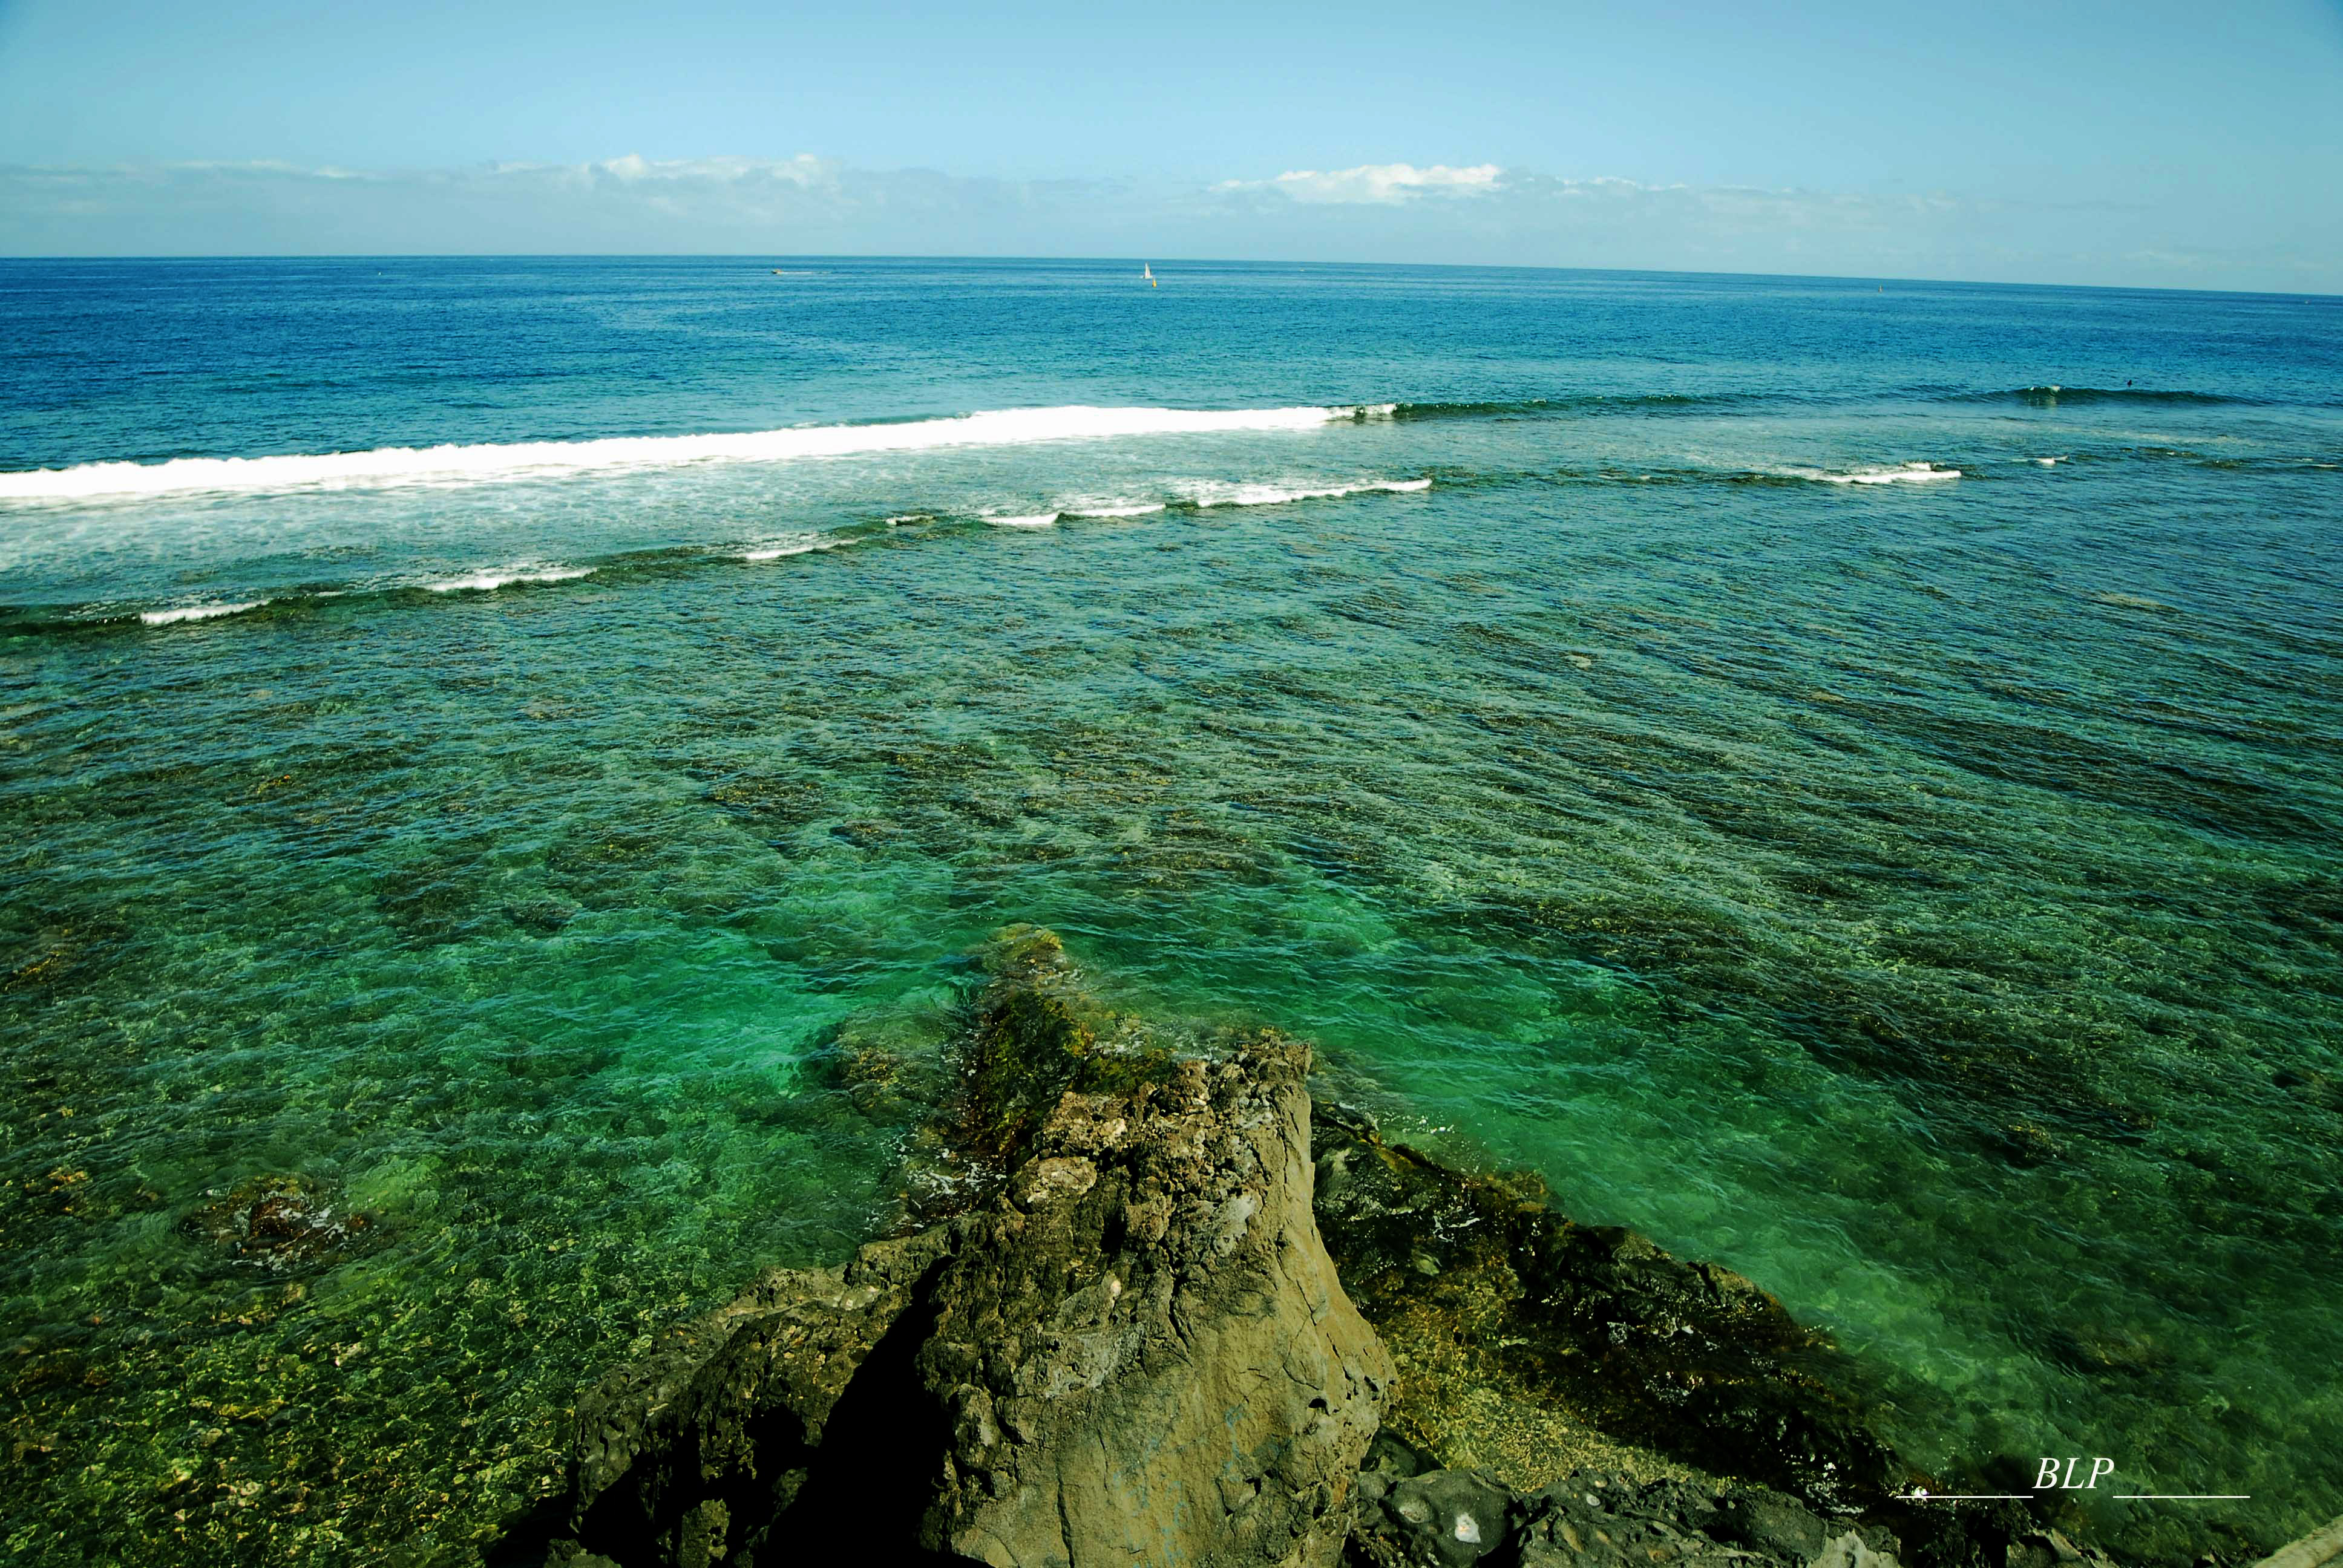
[1308,1102,1904,1513]
[948,923,1172,1166]
[182,1174,374,1272]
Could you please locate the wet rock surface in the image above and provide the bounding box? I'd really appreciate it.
[1346,1448,2122,1568]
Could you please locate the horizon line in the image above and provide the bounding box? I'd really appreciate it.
[2,252,2338,302]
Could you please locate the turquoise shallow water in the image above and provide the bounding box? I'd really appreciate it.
[2,258,2340,1565]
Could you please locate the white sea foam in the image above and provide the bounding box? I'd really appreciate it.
[1182,477,1432,508]
[1061,501,1167,518]
[139,600,266,626]
[1800,463,1961,485]
[2034,456,2068,466]
[985,512,1061,528]
[424,567,595,593]
[0,405,1368,504]
[739,534,850,560]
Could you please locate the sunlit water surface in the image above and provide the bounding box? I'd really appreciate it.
[2,258,2339,1566]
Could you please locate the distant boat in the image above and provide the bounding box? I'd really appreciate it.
[1143,264,1156,289]
[772,269,787,275]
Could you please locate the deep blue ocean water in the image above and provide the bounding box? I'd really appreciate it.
[2,256,2339,1566]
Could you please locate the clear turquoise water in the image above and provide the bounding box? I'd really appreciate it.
[2,258,2339,1566]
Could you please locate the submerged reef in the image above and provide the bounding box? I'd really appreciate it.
[505,929,2129,1568]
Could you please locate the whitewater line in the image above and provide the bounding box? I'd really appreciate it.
[0,405,1367,504]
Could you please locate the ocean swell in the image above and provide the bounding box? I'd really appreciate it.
[1388,393,1743,420]
[1951,385,2253,408]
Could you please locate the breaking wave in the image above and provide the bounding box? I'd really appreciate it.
[987,479,1432,523]
[740,535,854,561]
[74,475,1443,635]
[0,405,1372,505]
[139,601,268,627]
[1179,477,1431,508]
[424,567,596,593]
[1786,463,1962,486]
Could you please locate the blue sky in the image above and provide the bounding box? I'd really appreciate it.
[2,0,2339,289]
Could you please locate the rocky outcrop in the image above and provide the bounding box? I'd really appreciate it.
[510,927,2115,1568]
[529,930,1392,1568]
[908,1033,1391,1567]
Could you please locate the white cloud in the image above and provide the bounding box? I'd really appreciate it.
[0,157,1104,255]
[572,154,837,187]
[0,155,2328,293]
[1218,162,1503,205]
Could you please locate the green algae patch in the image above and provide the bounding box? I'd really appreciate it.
[949,925,1178,1168]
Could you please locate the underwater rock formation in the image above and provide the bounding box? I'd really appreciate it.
[181,1174,373,1272]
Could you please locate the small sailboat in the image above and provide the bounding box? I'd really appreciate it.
[1143,263,1156,289]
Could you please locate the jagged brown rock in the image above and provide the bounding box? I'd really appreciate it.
[911,1033,1391,1567]
[530,933,1392,1568]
